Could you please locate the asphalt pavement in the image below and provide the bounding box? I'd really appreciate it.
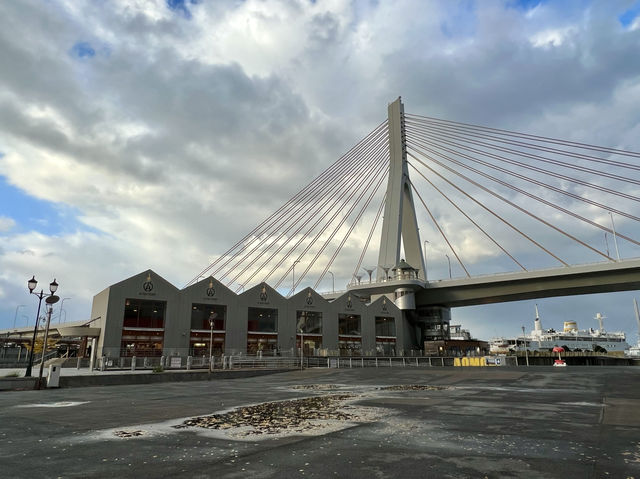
[1,366,639,478]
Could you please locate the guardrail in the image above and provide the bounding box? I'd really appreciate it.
[89,354,519,372]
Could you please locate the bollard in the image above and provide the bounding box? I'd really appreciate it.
[376,357,378,367]
[402,358,406,367]
[131,356,136,371]
[187,356,192,370]
[389,357,392,367]
[160,355,165,369]
[76,356,81,370]
[100,356,106,372]
[361,358,364,368]
[349,358,352,368]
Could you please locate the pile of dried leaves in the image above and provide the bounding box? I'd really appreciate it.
[174,394,355,435]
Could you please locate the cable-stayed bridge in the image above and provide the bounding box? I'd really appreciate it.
[188,98,640,345]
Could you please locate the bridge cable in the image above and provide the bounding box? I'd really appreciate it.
[260,145,389,291]
[232,135,390,291]
[222,127,386,289]
[406,138,640,250]
[405,113,640,164]
[185,120,388,286]
[217,122,389,284]
[409,177,471,277]
[347,192,387,287]
[405,119,640,188]
[407,165,527,271]
[407,152,563,265]
[295,165,389,295]
[407,145,574,265]
[407,145,612,264]
[405,131,640,223]
[272,150,390,293]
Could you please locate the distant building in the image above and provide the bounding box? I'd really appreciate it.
[423,324,489,357]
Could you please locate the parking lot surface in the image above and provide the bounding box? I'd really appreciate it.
[1,366,639,478]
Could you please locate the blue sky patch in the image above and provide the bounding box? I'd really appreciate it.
[440,1,476,39]
[0,175,94,236]
[70,42,96,59]
[619,2,640,27]
[506,0,543,10]
[167,0,200,19]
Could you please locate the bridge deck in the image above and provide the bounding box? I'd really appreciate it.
[342,258,640,307]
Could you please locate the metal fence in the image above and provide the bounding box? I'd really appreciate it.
[70,354,520,372]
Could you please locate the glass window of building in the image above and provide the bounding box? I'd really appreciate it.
[248,307,278,332]
[121,299,166,357]
[375,316,396,337]
[338,314,361,336]
[191,304,226,330]
[296,311,322,335]
[123,299,165,329]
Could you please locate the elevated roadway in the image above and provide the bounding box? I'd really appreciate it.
[339,257,640,307]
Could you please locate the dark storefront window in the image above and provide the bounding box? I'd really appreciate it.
[248,307,278,332]
[123,299,165,329]
[375,316,396,337]
[338,314,361,336]
[296,311,322,334]
[191,304,226,330]
[121,299,166,356]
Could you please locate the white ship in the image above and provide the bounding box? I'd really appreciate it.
[490,306,629,355]
[626,299,640,358]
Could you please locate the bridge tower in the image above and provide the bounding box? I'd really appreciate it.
[373,98,450,348]
[377,97,426,281]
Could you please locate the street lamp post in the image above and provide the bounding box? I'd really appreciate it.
[298,313,306,371]
[327,271,335,293]
[13,305,26,329]
[209,317,214,373]
[300,327,304,370]
[37,296,59,387]
[25,276,59,379]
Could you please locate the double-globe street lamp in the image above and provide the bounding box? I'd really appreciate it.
[25,276,60,379]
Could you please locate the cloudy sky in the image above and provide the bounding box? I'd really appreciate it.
[1,0,640,344]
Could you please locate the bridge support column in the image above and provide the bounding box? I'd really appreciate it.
[377,97,425,280]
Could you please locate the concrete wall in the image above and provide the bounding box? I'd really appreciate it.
[91,287,110,354]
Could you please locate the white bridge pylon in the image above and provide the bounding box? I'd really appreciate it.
[377,97,426,281]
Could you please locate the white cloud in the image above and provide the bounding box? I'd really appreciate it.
[530,26,576,48]
[0,216,15,232]
[0,0,639,341]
